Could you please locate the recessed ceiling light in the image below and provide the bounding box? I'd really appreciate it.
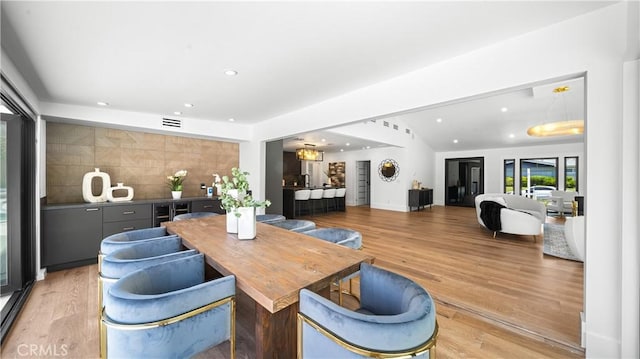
[509,133,515,138]
[174,111,182,115]
[321,138,326,142]
[224,70,238,76]
[501,107,508,112]
[436,118,443,123]
[345,142,350,146]
[366,146,371,149]
[340,149,344,152]
[97,101,109,106]
[453,139,459,143]
[184,103,194,108]
[228,118,235,122]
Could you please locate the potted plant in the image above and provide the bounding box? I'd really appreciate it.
[167,169,188,199]
[220,167,271,239]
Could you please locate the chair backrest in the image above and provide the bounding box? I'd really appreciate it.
[322,188,336,199]
[100,227,173,255]
[298,263,437,358]
[309,189,324,199]
[302,228,362,249]
[256,214,286,223]
[102,254,236,358]
[295,189,311,200]
[334,188,346,198]
[173,212,219,221]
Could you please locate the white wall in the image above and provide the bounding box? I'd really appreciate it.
[434,143,584,205]
[324,130,434,211]
[248,3,636,356]
[620,59,639,359]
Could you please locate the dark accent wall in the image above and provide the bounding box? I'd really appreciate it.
[265,139,284,215]
[283,151,301,185]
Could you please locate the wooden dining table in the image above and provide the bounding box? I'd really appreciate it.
[163,215,374,358]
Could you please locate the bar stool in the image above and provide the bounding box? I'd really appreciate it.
[294,189,311,217]
[309,189,324,215]
[322,188,336,212]
[334,188,346,211]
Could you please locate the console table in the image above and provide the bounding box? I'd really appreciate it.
[408,188,433,211]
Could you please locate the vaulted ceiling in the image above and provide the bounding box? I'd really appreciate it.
[2,1,605,151]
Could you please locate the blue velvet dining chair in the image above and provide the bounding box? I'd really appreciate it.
[302,227,362,249]
[270,219,316,233]
[101,254,236,359]
[100,226,176,258]
[302,227,363,305]
[297,263,438,358]
[256,214,286,224]
[173,212,219,221]
[99,235,197,311]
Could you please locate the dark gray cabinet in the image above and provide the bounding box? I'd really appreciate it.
[103,204,152,237]
[41,206,103,270]
[42,198,221,271]
[191,198,224,214]
[408,189,433,211]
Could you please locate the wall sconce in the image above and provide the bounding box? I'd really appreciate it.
[296,144,324,161]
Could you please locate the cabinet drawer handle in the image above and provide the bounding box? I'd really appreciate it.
[203,205,213,209]
[85,208,100,212]
[122,227,135,231]
[123,211,135,215]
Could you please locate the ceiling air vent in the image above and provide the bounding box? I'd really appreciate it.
[383,121,389,127]
[162,118,182,128]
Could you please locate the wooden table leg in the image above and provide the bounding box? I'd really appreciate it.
[255,302,298,359]
[254,286,330,358]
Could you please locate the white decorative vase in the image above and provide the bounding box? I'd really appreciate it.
[226,210,238,234]
[82,168,111,203]
[171,191,182,200]
[236,206,256,240]
[107,182,134,202]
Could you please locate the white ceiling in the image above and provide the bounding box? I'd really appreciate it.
[2,1,606,151]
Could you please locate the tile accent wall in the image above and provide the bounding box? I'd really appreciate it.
[46,122,239,204]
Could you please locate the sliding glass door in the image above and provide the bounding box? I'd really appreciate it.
[0,113,23,294]
[0,95,36,342]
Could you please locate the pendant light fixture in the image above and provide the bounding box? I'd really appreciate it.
[527,86,584,137]
[296,144,324,161]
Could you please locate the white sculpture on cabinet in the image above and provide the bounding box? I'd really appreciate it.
[106,183,134,202]
[82,168,111,203]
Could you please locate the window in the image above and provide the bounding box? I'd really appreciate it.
[504,159,515,194]
[564,157,579,192]
[519,158,558,198]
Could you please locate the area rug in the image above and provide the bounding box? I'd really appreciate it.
[543,222,580,261]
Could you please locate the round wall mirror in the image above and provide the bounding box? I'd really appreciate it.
[378,159,399,182]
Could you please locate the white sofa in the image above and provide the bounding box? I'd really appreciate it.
[475,193,546,237]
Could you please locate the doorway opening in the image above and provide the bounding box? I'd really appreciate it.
[445,157,484,207]
[356,161,370,206]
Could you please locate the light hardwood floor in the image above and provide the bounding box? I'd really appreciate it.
[1,205,584,358]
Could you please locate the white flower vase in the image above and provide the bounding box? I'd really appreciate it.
[236,206,256,240]
[172,191,182,200]
[226,210,238,234]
